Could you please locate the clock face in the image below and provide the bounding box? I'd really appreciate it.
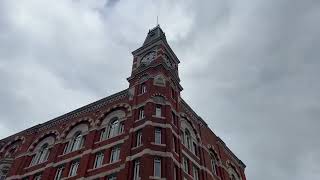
[141,51,156,65]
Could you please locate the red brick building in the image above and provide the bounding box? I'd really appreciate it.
[0,26,246,180]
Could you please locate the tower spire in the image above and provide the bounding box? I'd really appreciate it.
[157,16,159,26]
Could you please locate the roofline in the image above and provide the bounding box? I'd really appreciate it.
[180,98,207,126]
[0,89,129,143]
[217,136,246,168]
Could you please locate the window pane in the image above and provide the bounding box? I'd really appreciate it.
[69,162,79,177]
[136,131,142,147]
[155,105,161,117]
[133,160,140,180]
[110,147,120,163]
[155,128,161,144]
[154,158,161,177]
[54,166,64,180]
[94,152,104,168]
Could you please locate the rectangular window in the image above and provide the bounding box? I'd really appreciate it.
[173,136,177,153]
[133,160,140,180]
[155,105,162,117]
[110,146,120,163]
[140,83,147,94]
[136,130,142,147]
[138,107,145,120]
[69,161,79,177]
[154,128,161,144]
[193,165,199,180]
[183,157,189,173]
[54,166,64,180]
[192,142,197,155]
[154,158,161,177]
[94,152,104,169]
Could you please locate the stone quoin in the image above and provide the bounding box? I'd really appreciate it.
[0,26,246,180]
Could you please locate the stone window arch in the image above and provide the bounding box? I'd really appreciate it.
[30,136,55,166]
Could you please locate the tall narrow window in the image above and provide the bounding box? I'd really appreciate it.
[185,129,192,149]
[182,157,189,173]
[133,160,140,180]
[210,153,217,175]
[136,130,142,147]
[69,161,79,177]
[54,166,64,180]
[108,118,120,138]
[173,136,177,153]
[140,83,147,94]
[154,158,161,177]
[110,146,120,163]
[138,107,145,120]
[154,128,161,144]
[192,142,197,155]
[94,152,104,169]
[155,105,162,117]
[193,165,199,180]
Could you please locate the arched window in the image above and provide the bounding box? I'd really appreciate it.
[31,143,50,165]
[185,129,192,149]
[210,152,218,175]
[70,132,84,152]
[101,117,124,140]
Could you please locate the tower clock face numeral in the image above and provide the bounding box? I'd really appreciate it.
[141,51,156,65]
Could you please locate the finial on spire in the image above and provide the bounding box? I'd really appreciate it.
[157,16,159,26]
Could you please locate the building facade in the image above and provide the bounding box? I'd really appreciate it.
[0,26,246,180]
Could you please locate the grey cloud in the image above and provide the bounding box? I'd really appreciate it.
[1,0,320,179]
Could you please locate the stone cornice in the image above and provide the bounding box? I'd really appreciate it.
[0,89,129,143]
[217,137,246,169]
[180,98,207,127]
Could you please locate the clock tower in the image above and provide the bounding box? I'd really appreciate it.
[128,25,182,92]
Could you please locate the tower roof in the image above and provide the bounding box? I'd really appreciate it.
[143,25,166,46]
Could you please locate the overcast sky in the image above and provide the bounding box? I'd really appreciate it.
[1,0,320,179]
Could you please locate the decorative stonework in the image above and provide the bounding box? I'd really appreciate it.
[96,103,131,126]
[60,117,94,139]
[28,130,60,152]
